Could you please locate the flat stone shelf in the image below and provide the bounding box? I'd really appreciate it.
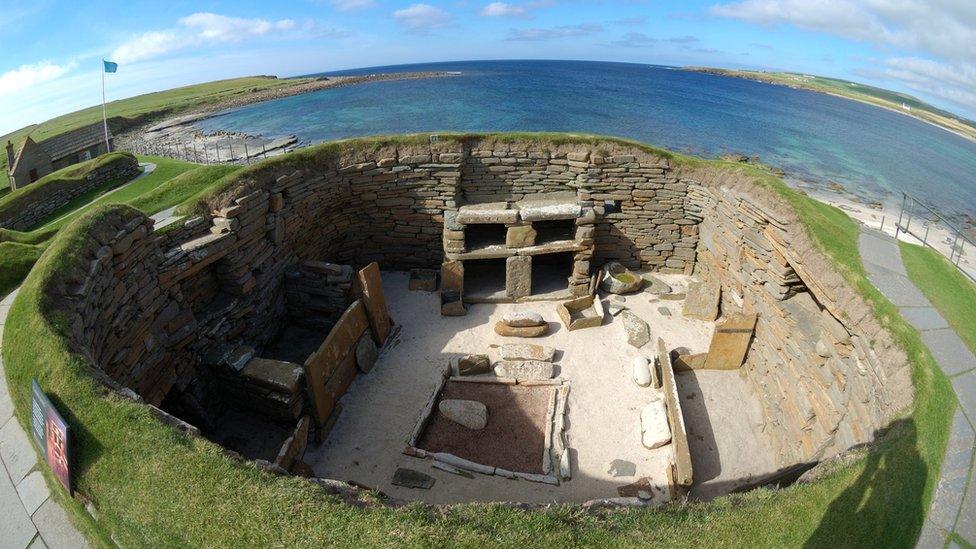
[446,240,585,261]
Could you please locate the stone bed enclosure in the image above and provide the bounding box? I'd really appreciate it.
[0,152,140,231]
[5,134,914,521]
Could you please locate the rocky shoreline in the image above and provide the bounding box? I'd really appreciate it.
[117,71,460,164]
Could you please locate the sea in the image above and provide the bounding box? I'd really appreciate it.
[195,60,976,220]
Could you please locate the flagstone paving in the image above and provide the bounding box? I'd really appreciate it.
[0,289,86,548]
[858,229,976,549]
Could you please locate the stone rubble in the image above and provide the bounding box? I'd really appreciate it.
[438,399,489,430]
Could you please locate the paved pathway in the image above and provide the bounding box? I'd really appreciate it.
[859,228,976,548]
[0,289,86,548]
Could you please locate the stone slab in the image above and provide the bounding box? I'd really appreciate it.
[16,471,50,515]
[957,444,976,544]
[916,518,947,549]
[391,467,436,489]
[32,498,86,548]
[927,408,974,531]
[922,329,976,377]
[0,418,38,484]
[683,279,720,321]
[0,373,13,426]
[240,358,303,394]
[357,262,391,345]
[859,230,907,276]
[505,256,532,299]
[457,202,518,224]
[703,313,757,370]
[304,300,369,425]
[867,272,932,308]
[952,372,976,427]
[900,307,950,331]
[0,457,38,549]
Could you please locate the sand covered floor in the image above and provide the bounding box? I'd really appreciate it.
[305,271,769,504]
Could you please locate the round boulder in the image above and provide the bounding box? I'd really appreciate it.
[438,399,488,430]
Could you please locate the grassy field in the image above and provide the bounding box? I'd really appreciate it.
[0,134,958,547]
[0,76,313,191]
[901,242,976,354]
[686,67,976,142]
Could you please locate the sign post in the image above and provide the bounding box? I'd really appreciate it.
[30,380,72,495]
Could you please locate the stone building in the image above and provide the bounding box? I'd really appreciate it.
[5,122,113,190]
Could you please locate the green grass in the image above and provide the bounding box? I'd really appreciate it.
[0,152,136,224]
[0,241,47,300]
[901,242,976,354]
[0,134,960,548]
[31,155,198,232]
[0,76,314,192]
[129,164,239,215]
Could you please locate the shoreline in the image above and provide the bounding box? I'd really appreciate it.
[684,67,976,145]
[118,71,461,163]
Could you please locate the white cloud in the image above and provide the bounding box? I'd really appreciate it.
[708,0,976,116]
[481,2,527,17]
[111,13,319,65]
[328,0,375,10]
[179,13,296,43]
[393,4,452,30]
[111,31,181,64]
[507,23,603,41]
[0,61,77,96]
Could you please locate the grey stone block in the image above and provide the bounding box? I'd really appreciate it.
[33,498,86,548]
[952,373,976,435]
[923,329,976,377]
[868,272,932,308]
[859,230,907,276]
[899,307,949,331]
[17,471,50,515]
[0,418,38,484]
[927,408,974,531]
[0,453,38,549]
[506,256,531,299]
[915,518,947,549]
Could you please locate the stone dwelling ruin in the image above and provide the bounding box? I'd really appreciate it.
[57,135,912,505]
[5,122,115,190]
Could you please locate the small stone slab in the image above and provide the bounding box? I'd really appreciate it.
[622,311,651,348]
[641,273,672,295]
[660,293,686,301]
[683,279,720,321]
[392,468,436,490]
[439,399,488,430]
[355,334,379,373]
[494,322,549,338]
[241,357,304,392]
[506,256,532,299]
[657,306,671,316]
[457,202,518,224]
[457,354,491,376]
[0,418,37,483]
[0,453,36,548]
[499,343,556,362]
[516,195,581,221]
[31,498,86,548]
[493,360,555,380]
[607,459,637,477]
[506,224,537,248]
[640,399,671,449]
[702,313,757,370]
[501,311,545,327]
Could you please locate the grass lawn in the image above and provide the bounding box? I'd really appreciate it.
[0,135,959,548]
[0,76,313,192]
[32,155,198,232]
[901,242,976,354]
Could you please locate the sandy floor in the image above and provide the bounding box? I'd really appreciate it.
[303,271,776,504]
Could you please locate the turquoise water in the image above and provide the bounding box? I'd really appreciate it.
[196,60,976,218]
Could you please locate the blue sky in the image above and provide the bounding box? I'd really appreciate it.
[2,0,976,135]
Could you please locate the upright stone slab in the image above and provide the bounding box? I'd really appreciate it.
[506,256,532,299]
[440,260,466,316]
[357,262,391,345]
[683,279,721,321]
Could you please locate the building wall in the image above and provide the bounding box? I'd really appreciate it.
[8,139,53,191]
[50,141,111,171]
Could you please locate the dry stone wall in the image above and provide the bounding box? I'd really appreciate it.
[47,136,910,474]
[0,153,139,231]
[686,175,913,468]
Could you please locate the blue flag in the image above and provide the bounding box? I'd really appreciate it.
[103,60,118,73]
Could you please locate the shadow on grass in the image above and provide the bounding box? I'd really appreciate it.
[805,418,926,548]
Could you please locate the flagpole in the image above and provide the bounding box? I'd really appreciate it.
[101,60,111,152]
